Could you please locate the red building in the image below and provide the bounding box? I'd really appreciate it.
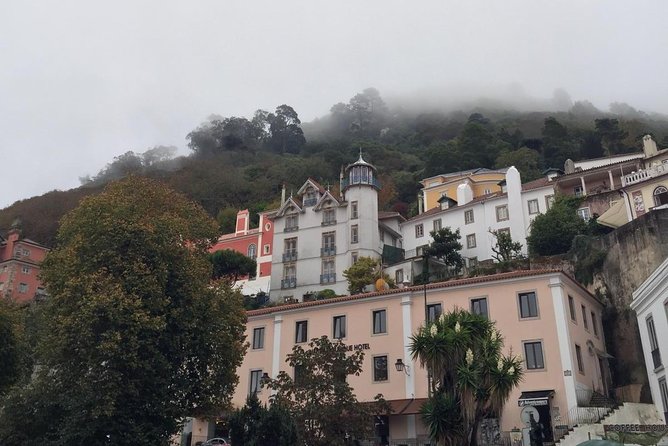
[0,221,49,302]
[210,210,274,295]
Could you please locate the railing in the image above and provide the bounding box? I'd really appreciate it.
[622,164,667,186]
[282,251,298,262]
[553,389,618,442]
[321,246,336,257]
[321,219,337,226]
[284,225,299,232]
[341,177,382,189]
[389,435,433,446]
[320,273,336,284]
[281,278,296,289]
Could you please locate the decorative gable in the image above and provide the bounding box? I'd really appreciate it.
[313,190,342,211]
[275,197,303,217]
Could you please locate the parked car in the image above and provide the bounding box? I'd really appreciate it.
[203,438,230,446]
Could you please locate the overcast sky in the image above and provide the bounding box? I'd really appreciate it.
[2,1,667,209]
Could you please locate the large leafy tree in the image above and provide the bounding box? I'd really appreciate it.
[410,309,523,446]
[268,104,306,154]
[342,256,393,294]
[210,249,257,282]
[0,300,21,395]
[425,227,464,279]
[266,336,387,446]
[229,394,298,446]
[527,195,587,256]
[0,177,247,446]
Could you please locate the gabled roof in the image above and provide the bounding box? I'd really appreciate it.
[420,168,508,187]
[378,211,406,222]
[297,177,326,196]
[521,177,553,191]
[403,192,506,224]
[313,190,342,211]
[275,196,303,217]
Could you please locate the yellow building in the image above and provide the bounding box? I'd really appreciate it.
[420,168,508,212]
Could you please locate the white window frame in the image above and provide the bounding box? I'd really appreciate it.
[464,209,474,224]
[528,199,539,215]
[351,225,359,244]
[466,233,476,249]
[415,224,424,238]
[496,205,509,222]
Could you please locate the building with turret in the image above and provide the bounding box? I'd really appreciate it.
[0,221,49,302]
[269,154,403,301]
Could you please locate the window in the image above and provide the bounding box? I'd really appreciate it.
[373,356,388,382]
[284,238,298,262]
[647,316,662,369]
[465,209,474,224]
[574,185,584,197]
[564,296,576,322]
[351,201,358,219]
[496,205,509,222]
[247,244,257,259]
[575,344,584,374]
[322,231,336,256]
[372,309,387,334]
[659,377,668,422]
[468,257,478,268]
[285,214,299,231]
[545,195,555,210]
[351,225,359,244]
[581,305,589,330]
[321,259,336,283]
[591,311,599,336]
[252,327,265,349]
[433,219,442,232]
[471,297,488,318]
[351,252,359,264]
[395,269,404,284]
[484,188,492,195]
[249,369,263,395]
[415,224,424,238]
[518,292,538,318]
[282,264,296,289]
[295,320,308,343]
[333,315,346,339]
[323,208,336,225]
[528,199,539,215]
[577,207,591,220]
[653,186,668,206]
[466,233,476,249]
[263,244,270,255]
[524,341,545,370]
[21,265,31,274]
[427,303,442,323]
[416,244,429,256]
[18,283,28,294]
[497,227,510,237]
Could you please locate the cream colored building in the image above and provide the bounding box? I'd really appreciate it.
[228,270,609,445]
[420,168,508,213]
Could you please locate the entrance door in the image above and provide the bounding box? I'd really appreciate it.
[536,405,553,443]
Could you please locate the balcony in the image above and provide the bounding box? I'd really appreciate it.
[341,177,381,190]
[281,277,296,289]
[320,273,336,284]
[622,163,667,186]
[320,246,336,257]
[282,251,298,262]
[321,219,337,226]
[284,225,299,233]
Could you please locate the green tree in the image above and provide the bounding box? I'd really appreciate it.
[266,336,387,446]
[217,207,239,234]
[210,249,257,282]
[229,394,298,446]
[410,309,523,446]
[495,147,542,182]
[541,117,579,168]
[268,105,306,154]
[425,227,464,278]
[490,230,524,263]
[595,118,629,155]
[527,195,587,256]
[0,177,247,446]
[342,256,393,294]
[0,300,21,395]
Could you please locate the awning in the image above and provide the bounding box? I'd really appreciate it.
[386,398,428,415]
[597,200,628,229]
[518,390,554,407]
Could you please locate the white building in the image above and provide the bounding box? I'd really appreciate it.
[269,154,403,301]
[388,167,555,283]
[630,257,668,423]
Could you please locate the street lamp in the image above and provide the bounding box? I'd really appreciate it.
[395,358,410,376]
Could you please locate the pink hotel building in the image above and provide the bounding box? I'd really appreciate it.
[229,269,610,444]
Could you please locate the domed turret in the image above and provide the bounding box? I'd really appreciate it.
[343,152,380,192]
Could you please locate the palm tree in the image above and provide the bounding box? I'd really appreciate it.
[410,308,523,446]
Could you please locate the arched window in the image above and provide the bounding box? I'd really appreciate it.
[653,186,668,206]
[247,244,257,259]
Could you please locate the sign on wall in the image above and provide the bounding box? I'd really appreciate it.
[632,191,646,215]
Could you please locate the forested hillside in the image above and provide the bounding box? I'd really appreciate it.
[3,88,668,246]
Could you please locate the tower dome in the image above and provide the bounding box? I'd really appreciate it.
[343,151,380,192]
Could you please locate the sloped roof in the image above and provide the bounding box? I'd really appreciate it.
[378,211,406,222]
[521,177,553,191]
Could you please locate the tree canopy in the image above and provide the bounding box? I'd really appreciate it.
[342,256,394,294]
[527,195,587,256]
[265,336,388,446]
[0,177,247,446]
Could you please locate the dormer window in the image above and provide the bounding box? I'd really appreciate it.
[304,188,318,207]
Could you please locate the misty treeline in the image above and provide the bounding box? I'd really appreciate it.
[5,88,668,246]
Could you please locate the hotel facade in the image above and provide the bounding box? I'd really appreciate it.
[230,270,609,445]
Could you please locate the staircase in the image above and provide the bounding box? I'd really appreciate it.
[554,403,665,446]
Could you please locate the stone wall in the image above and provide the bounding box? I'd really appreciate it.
[592,209,668,397]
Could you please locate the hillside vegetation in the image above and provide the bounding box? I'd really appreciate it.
[3,88,668,246]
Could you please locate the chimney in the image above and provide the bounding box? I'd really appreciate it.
[235,209,250,235]
[643,134,658,158]
[281,184,286,204]
[339,165,345,200]
[418,193,424,214]
[456,182,473,205]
